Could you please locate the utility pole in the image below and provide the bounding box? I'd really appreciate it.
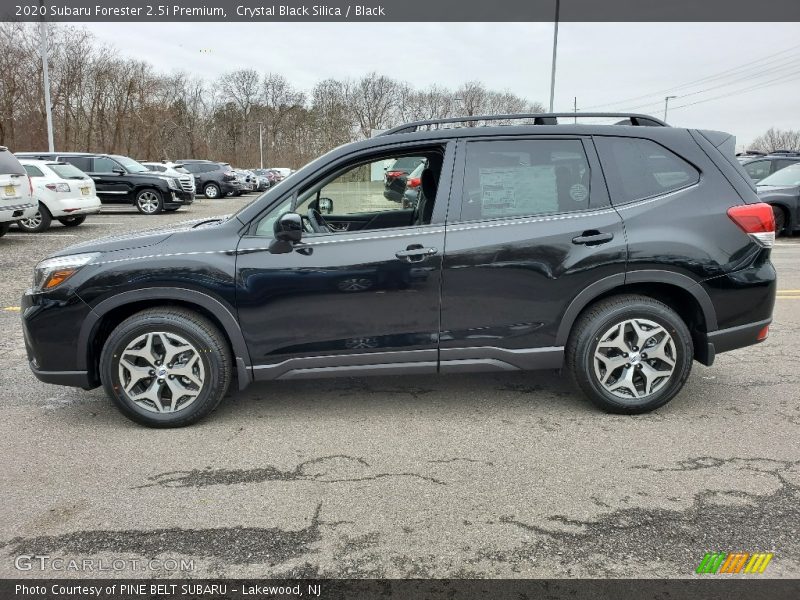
[663,95,677,122]
[573,97,577,123]
[548,0,560,112]
[39,0,54,152]
[258,122,264,169]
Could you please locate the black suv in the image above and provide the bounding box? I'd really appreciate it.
[15,152,194,214]
[737,150,800,183]
[177,160,241,199]
[21,113,777,427]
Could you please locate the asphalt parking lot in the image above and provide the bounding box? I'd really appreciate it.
[0,197,799,579]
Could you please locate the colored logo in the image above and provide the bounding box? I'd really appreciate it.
[696,552,773,574]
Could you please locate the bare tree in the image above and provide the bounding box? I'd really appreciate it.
[749,128,800,153]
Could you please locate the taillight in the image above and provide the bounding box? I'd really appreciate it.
[727,202,775,248]
[28,176,33,196]
[45,183,71,192]
[407,177,421,188]
[386,170,404,179]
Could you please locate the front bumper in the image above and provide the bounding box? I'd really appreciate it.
[165,189,194,208]
[21,288,98,389]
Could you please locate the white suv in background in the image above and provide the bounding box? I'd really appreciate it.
[140,161,197,195]
[17,159,102,232]
[0,147,37,238]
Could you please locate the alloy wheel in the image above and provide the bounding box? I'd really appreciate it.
[137,191,160,214]
[593,318,676,400]
[117,331,206,413]
[19,211,43,229]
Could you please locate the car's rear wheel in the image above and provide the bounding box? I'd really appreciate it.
[17,203,52,233]
[99,308,232,427]
[772,206,786,236]
[203,183,220,199]
[58,215,86,227]
[135,189,163,215]
[566,294,693,414]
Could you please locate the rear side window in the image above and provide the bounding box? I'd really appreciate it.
[0,150,25,175]
[461,139,591,221]
[595,137,699,203]
[23,165,45,177]
[61,156,91,171]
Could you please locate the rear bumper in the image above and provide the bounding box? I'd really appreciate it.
[0,202,37,222]
[696,318,771,366]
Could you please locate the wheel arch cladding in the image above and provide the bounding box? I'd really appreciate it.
[556,271,717,358]
[78,288,252,388]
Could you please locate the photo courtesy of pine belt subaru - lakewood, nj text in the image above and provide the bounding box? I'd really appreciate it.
[21,113,777,427]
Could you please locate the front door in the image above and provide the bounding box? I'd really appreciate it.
[236,143,454,380]
[89,156,130,204]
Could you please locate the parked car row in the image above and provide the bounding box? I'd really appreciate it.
[736,150,800,235]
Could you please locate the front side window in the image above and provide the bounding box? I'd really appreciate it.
[595,137,700,203]
[22,165,45,177]
[255,149,444,237]
[461,139,591,221]
[93,157,122,174]
[112,156,149,173]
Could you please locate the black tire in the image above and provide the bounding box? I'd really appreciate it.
[99,307,233,427]
[134,188,164,215]
[566,294,693,414]
[772,206,786,236]
[0,222,9,237]
[164,207,179,212]
[16,203,52,233]
[203,183,221,199]
[58,215,87,227]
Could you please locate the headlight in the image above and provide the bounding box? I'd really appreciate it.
[33,252,100,292]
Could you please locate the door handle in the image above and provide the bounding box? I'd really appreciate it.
[395,245,439,262]
[572,231,614,246]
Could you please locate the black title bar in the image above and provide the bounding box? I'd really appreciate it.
[4,0,800,22]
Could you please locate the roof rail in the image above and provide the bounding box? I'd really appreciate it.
[768,149,800,156]
[380,112,668,136]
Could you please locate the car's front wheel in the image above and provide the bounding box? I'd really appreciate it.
[99,308,232,427]
[135,189,163,215]
[566,295,693,414]
[17,204,52,233]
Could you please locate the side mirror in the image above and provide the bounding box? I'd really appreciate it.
[269,212,303,254]
[319,197,333,214]
[113,167,125,175]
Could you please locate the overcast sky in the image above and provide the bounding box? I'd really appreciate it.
[80,22,800,147]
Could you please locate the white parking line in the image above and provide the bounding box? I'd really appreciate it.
[12,234,78,237]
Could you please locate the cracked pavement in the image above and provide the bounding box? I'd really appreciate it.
[0,199,799,579]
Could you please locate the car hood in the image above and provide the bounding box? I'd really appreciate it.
[49,217,228,257]
[757,184,800,197]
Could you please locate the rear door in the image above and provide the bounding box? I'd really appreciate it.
[439,135,627,371]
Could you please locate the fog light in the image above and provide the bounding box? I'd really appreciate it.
[757,325,769,341]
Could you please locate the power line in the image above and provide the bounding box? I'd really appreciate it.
[669,68,800,111]
[582,43,800,110]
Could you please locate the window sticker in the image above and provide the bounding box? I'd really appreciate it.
[479,166,558,217]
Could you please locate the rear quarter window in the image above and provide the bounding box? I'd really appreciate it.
[23,165,45,177]
[60,156,92,172]
[0,150,25,175]
[595,137,700,204]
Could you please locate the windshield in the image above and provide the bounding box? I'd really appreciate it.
[112,155,150,173]
[759,165,800,187]
[49,163,88,179]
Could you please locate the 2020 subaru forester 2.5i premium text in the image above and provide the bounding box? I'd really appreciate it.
[21,113,777,427]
